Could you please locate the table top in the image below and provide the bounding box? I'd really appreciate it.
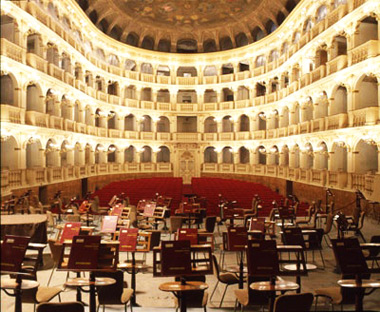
[118,262,150,270]
[283,263,317,271]
[159,281,208,292]
[225,265,248,274]
[360,243,380,248]
[337,279,380,288]
[1,278,39,290]
[250,280,299,291]
[65,277,116,287]
[277,245,303,251]
[1,214,47,225]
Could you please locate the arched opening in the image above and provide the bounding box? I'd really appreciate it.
[281,145,290,166]
[158,39,171,52]
[177,39,197,53]
[239,61,250,72]
[316,5,328,22]
[141,146,152,163]
[256,82,266,97]
[95,144,106,164]
[45,89,58,116]
[315,49,328,67]
[157,146,170,163]
[204,147,217,163]
[268,146,279,165]
[265,20,277,34]
[125,60,137,71]
[27,32,42,56]
[204,66,217,77]
[46,44,59,66]
[356,75,378,110]
[124,114,135,131]
[1,136,18,170]
[85,144,94,165]
[177,67,197,77]
[222,63,234,75]
[268,110,279,129]
[257,146,267,165]
[277,12,286,25]
[252,26,265,42]
[222,116,233,132]
[126,32,139,47]
[330,142,348,172]
[239,115,250,131]
[355,16,378,48]
[60,141,74,167]
[107,111,117,130]
[204,90,217,103]
[141,88,152,101]
[61,95,72,120]
[290,144,300,168]
[291,104,300,124]
[140,115,152,132]
[222,147,233,164]
[280,107,290,127]
[177,90,196,103]
[303,18,314,33]
[301,143,314,169]
[315,142,328,170]
[157,117,170,132]
[237,87,249,100]
[222,88,234,101]
[239,147,250,164]
[157,66,170,77]
[157,90,170,103]
[141,36,154,50]
[331,35,347,58]
[203,39,217,53]
[269,50,279,62]
[84,106,93,126]
[301,98,313,122]
[107,81,119,96]
[1,15,16,43]
[293,31,300,44]
[1,74,15,106]
[61,52,72,73]
[45,139,60,167]
[257,112,267,130]
[256,55,266,67]
[95,109,106,128]
[109,26,122,41]
[26,138,43,168]
[124,146,135,163]
[315,92,329,119]
[235,33,248,47]
[204,117,217,133]
[107,145,117,163]
[355,140,378,173]
[124,86,136,99]
[219,36,233,50]
[141,63,153,75]
[26,83,43,112]
[74,142,83,166]
[331,86,347,115]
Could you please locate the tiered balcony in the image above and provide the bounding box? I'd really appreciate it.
[1,38,25,64]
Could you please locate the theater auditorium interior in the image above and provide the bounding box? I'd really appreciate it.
[1,0,380,311]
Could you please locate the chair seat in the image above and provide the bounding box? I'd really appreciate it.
[219,273,239,284]
[234,289,249,306]
[121,288,133,304]
[315,287,342,304]
[36,286,62,303]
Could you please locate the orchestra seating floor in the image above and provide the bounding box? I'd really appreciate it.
[92,177,309,217]
[1,216,380,312]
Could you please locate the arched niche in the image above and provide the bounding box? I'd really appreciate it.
[330,142,347,172]
[157,116,170,133]
[1,74,17,106]
[256,146,267,165]
[257,112,267,131]
[314,92,329,119]
[239,147,250,164]
[74,142,84,166]
[356,75,378,110]
[239,115,250,131]
[61,95,73,120]
[354,140,378,174]
[107,111,117,130]
[290,144,300,168]
[157,146,170,163]
[204,147,217,163]
[84,144,94,165]
[315,142,328,170]
[301,143,314,169]
[125,114,136,131]
[107,145,117,163]
[124,146,135,163]
[237,87,250,100]
[84,106,93,126]
[124,85,136,99]
[222,147,233,163]
[140,115,152,132]
[157,89,170,103]
[280,145,290,166]
[204,90,217,103]
[267,146,279,165]
[204,66,217,77]
[204,117,217,133]
[26,83,43,113]
[45,139,60,167]
[60,140,74,167]
[1,136,19,170]
[222,116,233,132]
[141,146,152,163]
[45,89,58,116]
[280,107,290,127]
[141,88,152,101]
[95,144,106,164]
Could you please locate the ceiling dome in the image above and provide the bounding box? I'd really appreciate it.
[76,0,300,53]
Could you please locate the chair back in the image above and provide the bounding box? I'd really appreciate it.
[205,216,216,233]
[273,292,314,312]
[369,235,380,257]
[212,254,221,280]
[37,302,84,312]
[324,213,334,234]
[169,216,183,233]
[357,211,365,230]
[94,270,125,304]
[48,239,64,264]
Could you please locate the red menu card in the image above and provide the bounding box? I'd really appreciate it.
[177,228,198,245]
[248,218,266,233]
[67,235,101,270]
[119,228,138,252]
[1,235,30,272]
[60,222,81,243]
[161,240,192,277]
[100,216,118,233]
[110,204,124,218]
[227,227,248,251]
[143,202,156,217]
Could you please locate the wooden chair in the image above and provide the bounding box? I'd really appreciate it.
[210,255,239,307]
[169,216,184,239]
[345,211,366,242]
[94,270,133,312]
[273,292,314,312]
[36,302,84,312]
[234,276,270,312]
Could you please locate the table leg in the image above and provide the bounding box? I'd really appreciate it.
[14,276,22,312]
[89,272,96,312]
[76,272,82,302]
[355,289,364,312]
[239,250,244,289]
[180,292,187,312]
[130,252,140,307]
[269,291,275,312]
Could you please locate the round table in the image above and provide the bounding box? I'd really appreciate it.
[65,276,115,312]
[159,281,208,312]
[337,279,380,312]
[1,278,39,312]
[250,279,299,312]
